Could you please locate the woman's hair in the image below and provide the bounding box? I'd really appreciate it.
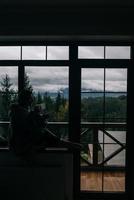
[19,89,33,107]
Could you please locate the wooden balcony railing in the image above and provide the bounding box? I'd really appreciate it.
[0,121,126,169]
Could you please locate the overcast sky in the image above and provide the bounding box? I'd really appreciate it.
[0,46,129,92]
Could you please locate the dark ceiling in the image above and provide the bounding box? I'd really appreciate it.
[0,0,134,40]
[0,0,133,6]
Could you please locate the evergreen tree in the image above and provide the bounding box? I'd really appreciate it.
[55,92,62,112]
[22,73,34,108]
[0,74,14,120]
[37,92,42,104]
[55,92,69,122]
[0,74,16,139]
[24,73,33,93]
[43,92,55,120]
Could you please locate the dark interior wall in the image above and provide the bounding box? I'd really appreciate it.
[0,1,134,200]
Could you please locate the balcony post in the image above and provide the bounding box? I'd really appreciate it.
[69,44,81,200]
[93,127,99,166]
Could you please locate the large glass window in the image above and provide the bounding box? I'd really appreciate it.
[0,44,130,198]
[81,68,104,122]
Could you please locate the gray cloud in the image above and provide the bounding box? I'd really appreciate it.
[26,67,69,92]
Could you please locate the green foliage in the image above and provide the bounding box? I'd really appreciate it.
[37,92,42,104]
[44,92,54,110]
[81,152,89,161]
[81,96,127,122]
[55,92,68,121]
[55,92,62,112]
[34,91,68,122]
[0,74,17,138]
[0,74,16,120]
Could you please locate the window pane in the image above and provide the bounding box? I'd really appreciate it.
[0,67,18,118]
[81,171,102,191]
[104,171,125,192]
[105,69,127,122]
[25,66,69,139]
[0,67,18,145]
[104,144,126,166]
[106,69,127,92]
[0,46,20,60]
[99,130,126,144]
[106,46,130,59]
[81,68,104,192]
[22,46,46,60]
[78,46,104,59]
[81,68,104,122]
[0,67,18,91]
[81,67,127,192]
[47,46,69,60]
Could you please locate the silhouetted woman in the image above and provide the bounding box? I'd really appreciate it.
[9,89,81,157]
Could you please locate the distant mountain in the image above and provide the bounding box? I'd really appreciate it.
[81,92,127,98]
[35,88,127,99]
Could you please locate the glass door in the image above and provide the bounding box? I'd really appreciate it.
[78,46,129,195]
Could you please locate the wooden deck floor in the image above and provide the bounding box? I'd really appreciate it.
[81,171,125,192]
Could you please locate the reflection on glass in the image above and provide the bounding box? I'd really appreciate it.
[0,46,20,60]
[47,46,69,60]
[78,46,104,59]
[22,46,46,60]
[106,46,130,59]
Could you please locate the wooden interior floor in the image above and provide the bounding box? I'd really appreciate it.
[81,171,125,192]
